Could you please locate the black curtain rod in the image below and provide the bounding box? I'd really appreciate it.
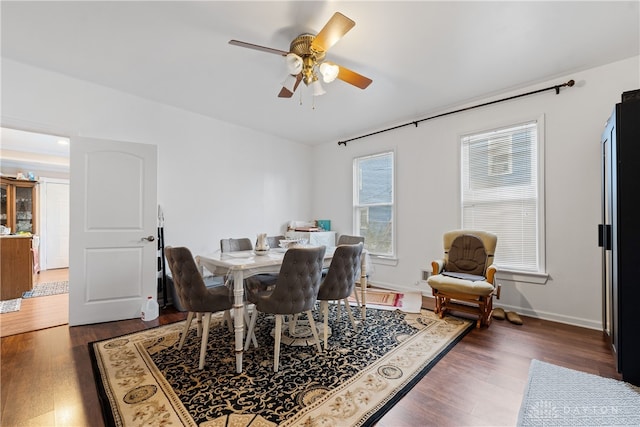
[337,79,575,146]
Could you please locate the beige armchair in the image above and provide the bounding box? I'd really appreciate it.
[426,230,500,328]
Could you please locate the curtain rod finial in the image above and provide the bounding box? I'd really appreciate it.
[556,79,575,94]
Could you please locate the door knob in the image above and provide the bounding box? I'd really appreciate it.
[142,235,155,242]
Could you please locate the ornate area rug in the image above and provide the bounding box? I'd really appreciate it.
[22,281,69,298]
[90,307,472,426]
[518,360,640,426]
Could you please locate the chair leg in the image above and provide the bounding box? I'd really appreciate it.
[274,314,283,372]
[305,310,322,353]
[433,290,441,314]
[480,296,492,327]
[196,312,203,337]
[244,304,258,348]
[244,309,258,351]
[198,312,212,370]
[179,311,195,350]
[342,298,358,331]
[223,309,233,333]
[353,284,361,306]
[321,300,329,350]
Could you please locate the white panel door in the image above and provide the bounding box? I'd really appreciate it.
[44,181,70,269]
[69,137,157,326]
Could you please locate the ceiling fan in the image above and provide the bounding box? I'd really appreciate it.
[229,12,373,98]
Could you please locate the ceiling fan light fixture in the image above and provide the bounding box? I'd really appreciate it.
[230,12,373,100]
[285,53,303,75]
[310,78,326,96]
[319,62,339,83]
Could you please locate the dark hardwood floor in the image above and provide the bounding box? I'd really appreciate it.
[0,299,618,427]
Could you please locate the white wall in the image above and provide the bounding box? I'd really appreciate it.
[1,58,313,256]
[4,56,639,329]
[311,56,640,329]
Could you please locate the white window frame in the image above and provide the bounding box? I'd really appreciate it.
[353,150,396,259]
[460,115,547,281]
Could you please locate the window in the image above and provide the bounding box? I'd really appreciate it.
[461,119,545,273]
[353,151,394,257]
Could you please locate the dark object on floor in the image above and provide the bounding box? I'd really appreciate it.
[506,311,523,325]
[492,307,506,320]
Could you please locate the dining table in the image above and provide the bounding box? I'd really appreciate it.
[196,245,368,373]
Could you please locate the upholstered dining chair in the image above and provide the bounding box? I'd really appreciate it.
[426,230,500,328]
[220,237,253,253]
[244,246,326,372]
[335,235,366,306]
[164,246,233,369]
[220,237,278,292]
[265,235,285,250]
[317,242,364,349]
[337,234,365,246]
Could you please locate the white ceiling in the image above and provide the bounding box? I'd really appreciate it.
[1,128,70,157]
[1,1,639,146]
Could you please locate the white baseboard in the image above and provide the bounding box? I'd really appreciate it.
[492,303,602,330]
[371,280,602,331]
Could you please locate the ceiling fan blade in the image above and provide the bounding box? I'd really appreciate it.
[278,74,303,98]
[335,64,373,89]
[311,12,355,52]
[229,39,289,56]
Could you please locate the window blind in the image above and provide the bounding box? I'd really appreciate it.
[461,121,541,272]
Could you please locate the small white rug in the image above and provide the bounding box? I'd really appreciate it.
[518,359,640,426]
[0,298,22,314]
[22,281,69,298]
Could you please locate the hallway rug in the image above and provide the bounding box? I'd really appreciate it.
[90,307,473,427]
[0,298,21,314]
[518,359,640,426]
[22,281,69,298]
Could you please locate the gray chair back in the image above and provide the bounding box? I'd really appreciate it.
[220,238,253,253]
[266,235,285,249]
[253,246,326,314]
[165,246,231,313]
[318,243,363,301]
[337,235,365,246]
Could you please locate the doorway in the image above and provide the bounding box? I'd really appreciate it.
[0,127,70,334]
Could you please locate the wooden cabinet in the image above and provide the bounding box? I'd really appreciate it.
[1,177,38,234]
[0,236,33,300]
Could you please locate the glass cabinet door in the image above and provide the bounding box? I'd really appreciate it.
[1,184,7,228]
[15,186,34,233]
[0,178,38,234]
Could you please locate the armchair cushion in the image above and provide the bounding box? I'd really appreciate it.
[441,271,485,281]
[445,234,487,276]
[427,274,495,296]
